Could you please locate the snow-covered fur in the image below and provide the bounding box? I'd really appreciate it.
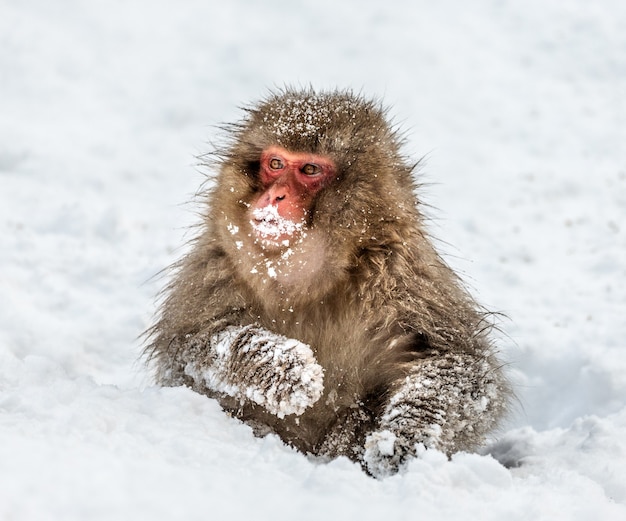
[175,325,323,418]
[363,353,503,477]
[145,88,510,477]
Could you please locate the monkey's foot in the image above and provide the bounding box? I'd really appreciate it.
[363,430,409,478]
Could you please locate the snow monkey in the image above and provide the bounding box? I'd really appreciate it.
[145,89,510,477]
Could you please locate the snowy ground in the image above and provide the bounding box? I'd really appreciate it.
[1,1,626,519]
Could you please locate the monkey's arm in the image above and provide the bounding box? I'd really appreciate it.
[363,352,506,478]
[162,325,324,418]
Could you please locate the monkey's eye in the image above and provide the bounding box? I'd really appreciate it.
[301,163,321,176]
[269,158,284,170]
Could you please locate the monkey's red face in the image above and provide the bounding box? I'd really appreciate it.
[250,146,336,246]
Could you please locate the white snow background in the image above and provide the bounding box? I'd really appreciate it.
[1,1,625,519]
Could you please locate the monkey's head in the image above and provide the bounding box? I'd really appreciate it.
[208,89,421,301]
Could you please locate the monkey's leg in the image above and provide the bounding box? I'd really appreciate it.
[363,352,506,478]
[170,325,324,418]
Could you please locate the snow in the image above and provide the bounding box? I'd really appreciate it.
[250,204,305,245]
[1,0,625,519]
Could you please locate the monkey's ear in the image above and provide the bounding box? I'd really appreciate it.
[244,160,261,179]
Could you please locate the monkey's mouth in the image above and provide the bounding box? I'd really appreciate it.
[250,206,305,247]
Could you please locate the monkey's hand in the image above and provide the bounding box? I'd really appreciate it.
[183,325,324,418]
[363,352,506,478]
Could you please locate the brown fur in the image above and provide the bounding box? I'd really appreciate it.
[145,88,509,475]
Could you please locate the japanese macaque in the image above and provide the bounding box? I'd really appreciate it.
[145,89,510,478]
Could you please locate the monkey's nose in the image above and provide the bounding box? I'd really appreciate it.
[267,184,289,205]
